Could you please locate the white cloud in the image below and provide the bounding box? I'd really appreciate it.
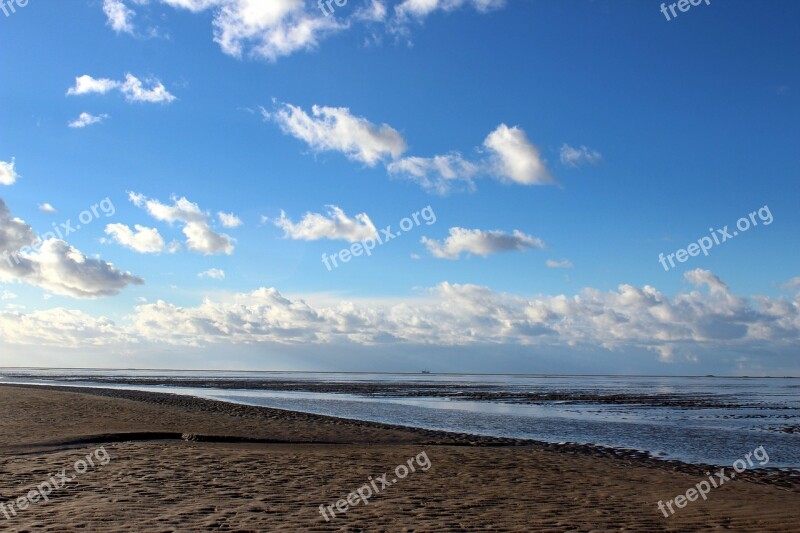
[97,0,508,62]
[129,193,235,255]
[422,227,544,259]
[684,269,729,295]
[213,0,344,61]
[0,199,143,298]
[68,112,109,128]
[274,205,378,242]
[105,223,167,254]
[0,307,131,347]
[265,105,556,195]
[387,153,479,194]
[38,203,57,214]
[0,159,18,186]
[122,269,800,361]
[103,0,136,34]
[560,143,602,167]
[183,221,235,255]
[388,124,557,193]
[25,240,144,298]
[129,192,146,207]
[67,74,175,103]
[131,0,344,61]
[133,193,205,223]
[546,259,573,269]
[483,124,554,185]
[265,102,407,166]
[2,270,798,369]
[395,0,505,19]
[198,268,225,280]
[218,212,243,228]
[66,75,121,96]
[159,0,220,11]
[130,287,325,345]
[120,74,176,103]
[355,0,388,22]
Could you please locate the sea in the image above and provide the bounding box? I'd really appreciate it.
[1,369,798,468]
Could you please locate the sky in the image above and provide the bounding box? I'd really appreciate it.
[0,0,798,374]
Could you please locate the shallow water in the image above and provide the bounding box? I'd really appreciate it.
[1,369,798,467]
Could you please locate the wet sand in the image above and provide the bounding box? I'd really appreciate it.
[0,384,797,532]
[0,374,764,408]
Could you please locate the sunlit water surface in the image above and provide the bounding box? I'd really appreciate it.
[1,369,798,467]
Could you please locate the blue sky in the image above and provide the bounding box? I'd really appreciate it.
[0,0,798,374]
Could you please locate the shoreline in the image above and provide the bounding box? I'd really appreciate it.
[1,383,799,531]
[3,383,798,489]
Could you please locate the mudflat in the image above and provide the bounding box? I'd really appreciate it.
[0,384,797,532]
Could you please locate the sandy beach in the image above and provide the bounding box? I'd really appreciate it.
[0,384,797,532]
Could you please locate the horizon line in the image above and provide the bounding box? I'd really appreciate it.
[0,366,798,379]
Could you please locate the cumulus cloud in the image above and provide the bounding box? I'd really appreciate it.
[131,192,203,223]
[274,205,378,242]
[483,124,554,185]
[98,0,507,61]
[127,0,344,61]
[67,74,176,103]
[104,223,167,254]
[38,203,57,214]
[264,102,407,166]
[0,159,18,186]
[546,259,573,269]
[560,143,602,167]
[387,153,479,194]
[0,199,142,298]
[68,112,109,128]
[129,193,235,255]
[122,269,800,361]
[198,268,225,280]
[422,227,544,259]
[218,212,243,228]
[183,221,235,255]
[684,269,729,295]
[388,124,555,194]
[2,270,798,368]
[130,287,325,345]
[0,307,131,346]
[120,74,176,103]
[66,75,120,96]
[103,0,136,34]
[264,104,556,195]
[215,0,344,60]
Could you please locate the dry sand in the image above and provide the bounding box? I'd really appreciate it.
[0,384,797,532]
